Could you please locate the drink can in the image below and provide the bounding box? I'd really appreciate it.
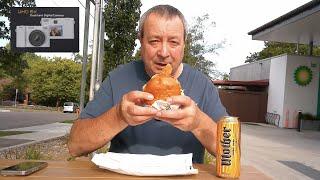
[216,116,241,178]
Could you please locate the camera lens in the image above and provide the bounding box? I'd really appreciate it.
[29,30,46,47]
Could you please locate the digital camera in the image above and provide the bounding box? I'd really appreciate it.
[40,18,75,39]
[16,26,50,48]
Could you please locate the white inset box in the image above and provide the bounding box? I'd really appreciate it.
[41,18,75,39]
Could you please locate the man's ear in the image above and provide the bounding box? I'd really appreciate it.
[139,38,144,51]
[138,38,144,57]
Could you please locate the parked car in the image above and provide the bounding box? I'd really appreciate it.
[63,102,79,113]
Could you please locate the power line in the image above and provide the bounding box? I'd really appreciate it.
[75,0,95,19]
[76,0,87,9]
[51,0,60,7]
[43,0,95,19]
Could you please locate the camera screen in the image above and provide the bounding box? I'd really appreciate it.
[49,25,63,36]
[2,162,46,171]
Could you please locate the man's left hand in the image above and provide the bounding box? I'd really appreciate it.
[155,95,200,131]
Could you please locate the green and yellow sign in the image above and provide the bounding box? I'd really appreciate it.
[294,66,313,86]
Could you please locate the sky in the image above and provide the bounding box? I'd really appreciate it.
[0,0,311,74]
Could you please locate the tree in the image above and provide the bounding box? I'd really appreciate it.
[0,1,36,73]
[221,73,229,80]
[0,0,35,100]
[0,44,25,84]
[0,45,28,101]
[245,41,320,63]
[0,0,35,40]
[23,57,82,107]
[72,53,84,63]
[183,14,225,79]
[0,44,27,78]
[103,0,141,77]
[133,48,141,60]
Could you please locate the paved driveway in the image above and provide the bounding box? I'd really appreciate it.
[242,123,320,179]
[0,111,77,130]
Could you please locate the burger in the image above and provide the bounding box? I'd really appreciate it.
[143,64,183,110]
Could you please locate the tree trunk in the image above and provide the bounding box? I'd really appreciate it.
[56,98,60,109]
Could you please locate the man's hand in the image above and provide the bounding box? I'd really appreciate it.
[155,95,200,131]
[117,91,159,126]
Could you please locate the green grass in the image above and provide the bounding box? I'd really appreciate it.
[96,144,110,154]
[25,147,42,160]
[67,156,76,161]
[204,150,216,165]
[61,120,75,124]
[0,131,33,137]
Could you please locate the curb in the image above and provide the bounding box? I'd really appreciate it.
[0,109,10,112]
[242,122,279,128]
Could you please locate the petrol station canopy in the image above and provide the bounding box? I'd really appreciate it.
[248,0,320,46]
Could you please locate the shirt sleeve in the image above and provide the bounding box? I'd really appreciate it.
[202,80,227,122]
[79,76,114,119]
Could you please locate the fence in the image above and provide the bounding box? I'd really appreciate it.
[265,112,280,126]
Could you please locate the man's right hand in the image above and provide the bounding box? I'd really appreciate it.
[117,91,158,126]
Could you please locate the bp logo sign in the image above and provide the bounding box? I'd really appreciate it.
[294,66,313,86]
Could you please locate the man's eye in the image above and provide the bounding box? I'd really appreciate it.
[170,41,179,46]
[149,40,159,44]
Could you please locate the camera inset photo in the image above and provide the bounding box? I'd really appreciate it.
[50,25,63,37]
[41,18,75,39]
[16,26,50,48]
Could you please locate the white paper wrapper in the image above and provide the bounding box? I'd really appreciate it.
[151,100,180,110]
[91,152,198,176]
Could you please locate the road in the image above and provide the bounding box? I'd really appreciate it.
[0,111,77,130]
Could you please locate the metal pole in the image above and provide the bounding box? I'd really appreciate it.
[79,0,91,111]
[89,0,101,101]
[297,111,302,132]
[14,89,18,107]
[100,17,105,80]
[96,4,105,91]
[309,41,313,56]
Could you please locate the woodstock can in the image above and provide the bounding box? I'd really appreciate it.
[216,116,241,178]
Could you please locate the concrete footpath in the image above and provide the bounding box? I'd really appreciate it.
[0,123,72,151]
[241,123,320,180]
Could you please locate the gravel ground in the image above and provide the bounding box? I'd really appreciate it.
[0,136,215,164]
[0,135,74,161]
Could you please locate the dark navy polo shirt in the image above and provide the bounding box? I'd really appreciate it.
[80,60,227,163]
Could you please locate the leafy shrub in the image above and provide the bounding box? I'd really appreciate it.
[301,113,320,120]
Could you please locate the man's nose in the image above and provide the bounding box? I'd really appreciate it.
[157,43,169,58]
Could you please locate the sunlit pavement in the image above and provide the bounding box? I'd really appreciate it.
[241,123,320,180]
[0,123,72,151]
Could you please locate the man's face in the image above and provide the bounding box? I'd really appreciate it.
[140,13,185,77]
